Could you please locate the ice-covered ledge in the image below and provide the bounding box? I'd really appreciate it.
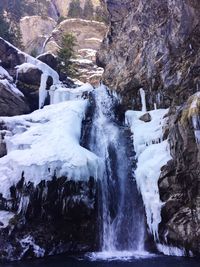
[0,99,100,199]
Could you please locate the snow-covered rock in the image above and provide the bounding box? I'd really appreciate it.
[0,37,60,111]
[0,66,30,116]
[0,99,100,199]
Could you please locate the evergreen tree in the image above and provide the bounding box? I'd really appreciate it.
[83,0,94,20]
[57,33,77,76]
[68,0,83,18]
[0,11,14,43]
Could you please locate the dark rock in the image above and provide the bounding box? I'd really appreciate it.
[0,176,99,261]
[37,53,58,71]
[139,113,152,122]
[17,67,42,87]
[0,81,30,116]
[0,38,59,112]
[98,0,200,110]
[158,100,200,255]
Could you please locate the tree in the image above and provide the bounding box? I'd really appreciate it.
[0,11,15,43]
[57,33,77,77]
[83,0,94,20]
[68,0,83,18]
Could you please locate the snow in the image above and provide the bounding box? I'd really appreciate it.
[20,235,45,258]
[0,211,15,228]
[71,58,93,64]
[0,100,100,199]
[125,109,171,240]
[50,83,94,104]
[16,63,38,73]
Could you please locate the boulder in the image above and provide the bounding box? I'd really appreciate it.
[139,113,152,123]
[0,80,30,117]
[37,53,58,71]
[17,66,43,86]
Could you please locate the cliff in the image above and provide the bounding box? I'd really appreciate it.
[97,0,200,110]
[98,0,200,255]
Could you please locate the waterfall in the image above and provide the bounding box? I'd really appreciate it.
[84,84,148,259]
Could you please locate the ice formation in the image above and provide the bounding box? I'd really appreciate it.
[189,92,200,143]
[139,88,147,112]
[1,38,60,108]
[50,83,94,104]
[0,100,100,199]
[125,109,171,240]
[156,243,187,257]
[16,60,60,109]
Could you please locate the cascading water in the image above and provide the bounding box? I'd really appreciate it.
[84,84,148,259]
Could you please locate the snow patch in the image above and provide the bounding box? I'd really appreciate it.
[0,211,15,228]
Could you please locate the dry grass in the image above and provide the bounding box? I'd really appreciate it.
[181,93,200,125]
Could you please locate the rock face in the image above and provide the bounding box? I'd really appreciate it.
[20,16,56,55]
[158,97,200,255]
[99,0,200,255]
[97,0,200,110]
[52,0,101,17]
[0,176,98,261]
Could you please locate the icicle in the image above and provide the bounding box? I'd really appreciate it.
[39,73,48,108]
[139,88,147,112]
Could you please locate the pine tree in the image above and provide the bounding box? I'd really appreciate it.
[68,0,83,18]
[57,33,77,76]
[0,11,14,43]
[83,0,94,20]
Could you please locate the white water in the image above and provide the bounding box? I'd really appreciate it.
[86,84,148,260]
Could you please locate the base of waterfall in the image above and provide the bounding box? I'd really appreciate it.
[85,250,156,261]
